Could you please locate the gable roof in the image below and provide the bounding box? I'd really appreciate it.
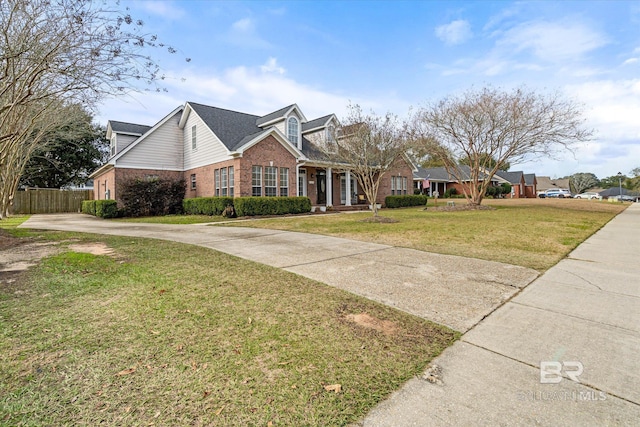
[537,176,570,191]
[524,173,536,186]
[109,106,184,163]
[495,170,524,184]
[108,120,152,136]
[255,104,294,127]
[187,102,265,151]
[302,114,335,133]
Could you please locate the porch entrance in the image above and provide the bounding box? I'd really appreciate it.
[316,171,326,205]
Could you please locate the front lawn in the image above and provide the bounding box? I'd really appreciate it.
[221,198,627,271]
[0,230,457,426]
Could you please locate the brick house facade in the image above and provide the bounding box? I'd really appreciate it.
[90,102,417,208]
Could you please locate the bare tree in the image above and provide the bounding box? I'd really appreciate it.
[0,0,187,218]
[322,104,409,217]
[414,86,593,205]
[569,172,599,194]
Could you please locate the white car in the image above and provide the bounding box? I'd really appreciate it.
[574,192,602,200]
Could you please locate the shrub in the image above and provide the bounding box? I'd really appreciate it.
[443,188,458,198]
[95,200,118,218]
[119,177,186,217]
[183,197,234,216]
[81,200,96,215]
[385,195,429,208]
[234,197,311,217]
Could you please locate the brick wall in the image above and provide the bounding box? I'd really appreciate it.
[240,135,297,197]
[376,158,414,204]
[183,159,240,199]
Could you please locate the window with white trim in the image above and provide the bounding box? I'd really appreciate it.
[229,166,234,197]
[190,174,196,190]
[214,169,220,196]
[391,176,408,195]
[391,176,396,195]
[280,168,289,197]
[287,117,299,145]
[265,166,277,197]
[252,166,262,197]
[402,177,407,195]
[221,167,228,196]
[191,125,197,150]
[110,135,116,156]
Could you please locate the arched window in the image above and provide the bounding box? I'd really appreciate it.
[287,116,299,145]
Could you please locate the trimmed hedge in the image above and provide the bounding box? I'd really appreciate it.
[385,194,429,208]
[234,196,311,217]
[81,200,118,218]
[183,197,234,216]
[95,200,118,218]
[119,177,186,217]
[81,200,96,215]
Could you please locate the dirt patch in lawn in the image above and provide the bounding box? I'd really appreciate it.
[345,313,398,336]
[68,242,115,257]
[360,216,399,223]
[426,204,495,212]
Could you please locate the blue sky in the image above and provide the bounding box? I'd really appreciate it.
[98,1,640,179]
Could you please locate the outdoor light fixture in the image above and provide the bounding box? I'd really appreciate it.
[617,172,623,201]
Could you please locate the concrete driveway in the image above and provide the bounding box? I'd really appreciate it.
[20,213,538,333]
[361,203,640,425]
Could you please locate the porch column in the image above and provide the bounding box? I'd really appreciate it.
[326,167,333,206]
[345,170,352,206]
[295,165,300,197]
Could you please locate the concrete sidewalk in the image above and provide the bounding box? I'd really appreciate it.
[20,214,537,333]
[361,203,640,426]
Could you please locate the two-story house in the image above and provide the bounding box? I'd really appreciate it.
[90,102,414,208]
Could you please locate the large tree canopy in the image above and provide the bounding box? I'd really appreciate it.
[0,0,186,218]
[20,108,108,188]
[414,86,592,205]
[569,172,599,194]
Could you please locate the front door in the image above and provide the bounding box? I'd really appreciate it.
[317,171,326,205]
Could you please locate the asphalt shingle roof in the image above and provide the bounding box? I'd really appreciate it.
[255,104,295,127]
[495,170,524,184]
[524,173,536,186]
[109,120,151,135]
[302,115,333,132]
[188,102,265,151]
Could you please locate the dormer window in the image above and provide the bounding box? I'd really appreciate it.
[287,116,299,145]
[326,125,335,143]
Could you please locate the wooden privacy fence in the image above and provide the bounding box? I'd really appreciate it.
[11,188,94,214]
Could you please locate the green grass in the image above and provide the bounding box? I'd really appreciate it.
[221,199,627,271]
[0,233,458,426]
[0,215,31,237]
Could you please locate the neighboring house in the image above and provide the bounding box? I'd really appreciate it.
[90,102,415,207]
[524,173,537,198]
[598,187,639,199]
[413,167,537,198]
[413,165,503,196]
[536,176,570,195]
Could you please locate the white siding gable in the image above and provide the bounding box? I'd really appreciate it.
[116,134,137,155]
[117,111,184,170]
[182,109,232,170]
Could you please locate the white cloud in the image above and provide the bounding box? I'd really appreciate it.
[260,57,285,75]
[140,1,186,20]
[228,17,271,48]
[435,20,472,45]
[496,20,608,62]
[622,58,639,66]
[232,18,253,33]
